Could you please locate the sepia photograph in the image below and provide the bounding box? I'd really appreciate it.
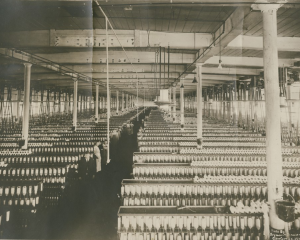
[0,0,300,239]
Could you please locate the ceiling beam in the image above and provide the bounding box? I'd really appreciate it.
[0,48,93,82]
[205,56,295,68]
[0,64,187,74]
[227,35,300,52]
[202,66,261,75]
[35,50,195,64]
[6,72,243,81]
[94,0,299,5]
[0,48,136,95]
[15,0,299,7]
[0,29,212,50]
[71,64,262,76]
[71,64,186,73]
[0,63,262,76]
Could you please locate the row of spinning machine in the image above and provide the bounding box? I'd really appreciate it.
[118,108,300,240]
[0,106,145,239]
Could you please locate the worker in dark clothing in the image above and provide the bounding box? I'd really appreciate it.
[87,153,96,180]
[94,141,110,198]
[78,154,88,180]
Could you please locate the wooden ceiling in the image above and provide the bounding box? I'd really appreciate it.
[0,0,299,98]
[0,1,234,33]
[96,6,235,33]
[244,8,300,37]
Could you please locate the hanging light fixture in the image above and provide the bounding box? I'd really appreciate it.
[192,76,198,83]
[180,83,184,88]
[218,59,222,69]
[218,7,223,70]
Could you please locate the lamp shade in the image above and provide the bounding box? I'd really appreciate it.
[218,59,223,69]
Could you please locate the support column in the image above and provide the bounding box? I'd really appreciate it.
[180,79,184,130]
[16,89,21,123]
[208,89,211,118]
[203,91,206,117]
[219,87,222,120]
[250,78,255,131]
[99,96,102,111]
[67,95,70,116]
[73,79,78,131]
[196,63,203,148]
[222,86,226,120]
[132,95,134,108]
[287,83,293,141]
[233,82,237,125]
[256,3,284,230]
[173,86,176,121]
[126,94,129,110]
[253,76,258,132]
[81,95,83,112]
[79,95,81,113]
[85,95,87,112]
[229,86,233,124]
[95,83,99,123]
[116,90,119,115]
[238,83,242,126]
[107,89,110,118]
[82,95,84,112]
[122,92,124,112]
[21,63,32,149]
[143,89,145,113]
[64,93,68,114]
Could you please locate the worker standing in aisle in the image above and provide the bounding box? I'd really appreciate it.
[93,141,103,199]
[94,141,111,198]
[94,141,102,175]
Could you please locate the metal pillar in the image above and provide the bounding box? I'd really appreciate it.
[21,63,32,149]
[257,3,284,230]
[173,86,176,121]
[196,63,203,148]
[107,89,110,118]
[180,79,184,130]
[95,83,99,123]
[116,90,119,115]
[73,79,78,130]
[16,89,21,123]
[253,76,258,131]
[99,96,102,111]
[122,92,124,112]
